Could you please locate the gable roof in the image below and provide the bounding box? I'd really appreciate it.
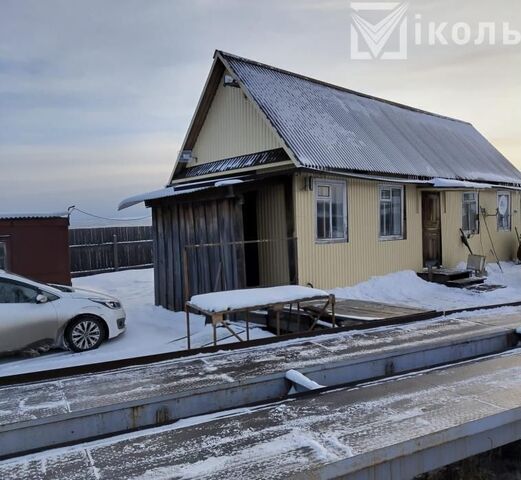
[172,51,521,185]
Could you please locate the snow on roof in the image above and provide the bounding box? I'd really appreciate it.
[119,186,177,210]
[189,285,330,313]
[0,212,69,220]
[214,179,243,187]
[118,185,217,210]
[429,178,492,189]
[218,51,521,185]
[119,178,248,210]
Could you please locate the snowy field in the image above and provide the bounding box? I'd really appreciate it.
[1,262,521,376]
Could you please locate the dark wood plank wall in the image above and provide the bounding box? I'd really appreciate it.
[69,226,153,276]
[153,197,245,311]
[283,177,298,283]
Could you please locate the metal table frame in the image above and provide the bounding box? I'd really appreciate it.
[185,293,336,349]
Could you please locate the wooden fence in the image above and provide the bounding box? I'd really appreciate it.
[70,226,153,277]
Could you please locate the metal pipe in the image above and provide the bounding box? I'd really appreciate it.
[185,306,191,350]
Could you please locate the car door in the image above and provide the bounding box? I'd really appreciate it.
[0,279,59,353]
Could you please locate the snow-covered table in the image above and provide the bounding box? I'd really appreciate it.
[185,285,336,349]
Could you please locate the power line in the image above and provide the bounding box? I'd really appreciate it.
[69,206,151,222]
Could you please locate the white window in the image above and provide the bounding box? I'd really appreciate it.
[314,180,347,242]
[379,185,404,239]
[462,192,479,233]
[497,191,511,231]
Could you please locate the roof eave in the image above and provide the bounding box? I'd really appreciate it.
[168,55,226,184]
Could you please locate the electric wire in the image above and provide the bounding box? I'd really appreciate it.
[69,206,151,222]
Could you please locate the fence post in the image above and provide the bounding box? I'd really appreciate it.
[182,247,190,304]
[113,234,119,271]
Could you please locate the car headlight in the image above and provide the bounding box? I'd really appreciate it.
[89,298,121,309]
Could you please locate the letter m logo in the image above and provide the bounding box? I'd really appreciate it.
[350,2,409,60]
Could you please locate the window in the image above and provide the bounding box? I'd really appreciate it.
[379,185,404,239]
[462,192,479,233]
[315,180,347,241]
[0,280,39,304]
[497,191,511,231]
[0,241,6,270]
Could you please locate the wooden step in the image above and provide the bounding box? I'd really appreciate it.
[445,277,486,288]
[417,268,472,283]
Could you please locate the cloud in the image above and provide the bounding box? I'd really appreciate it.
[1,0,520,224]
[0,132,177,224]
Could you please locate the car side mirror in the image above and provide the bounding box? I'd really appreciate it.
[36,293,48,304]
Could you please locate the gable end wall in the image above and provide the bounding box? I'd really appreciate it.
[190,72,281,166]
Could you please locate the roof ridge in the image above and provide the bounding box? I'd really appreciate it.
[216,50,471,126]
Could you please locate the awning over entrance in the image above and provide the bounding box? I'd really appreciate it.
[118,178,248,210]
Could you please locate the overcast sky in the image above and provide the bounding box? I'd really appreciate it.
[1,0,520,226]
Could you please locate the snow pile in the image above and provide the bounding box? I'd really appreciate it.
[286,369,324,390]
[332,262,521,311]
[190,285,329,312]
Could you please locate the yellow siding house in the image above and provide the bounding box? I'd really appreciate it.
[121,51,521,311]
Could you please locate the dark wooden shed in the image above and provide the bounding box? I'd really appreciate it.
[146,175,297,311]
[0,213,71,285]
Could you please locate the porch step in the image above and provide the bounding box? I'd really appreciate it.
[445,276,487,288]
[417,268,472,284]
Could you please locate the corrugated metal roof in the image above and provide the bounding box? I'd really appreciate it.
[177,148,289,178]
[220,51,521,185]
[0,212,69,220]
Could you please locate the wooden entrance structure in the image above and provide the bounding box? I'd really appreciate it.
[148,175,297,311]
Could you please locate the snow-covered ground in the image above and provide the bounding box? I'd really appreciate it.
[1,262,521,376]
[0,268,272,376]
[332,262,521,311]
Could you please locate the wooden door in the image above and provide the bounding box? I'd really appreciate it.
[422,192,442,266]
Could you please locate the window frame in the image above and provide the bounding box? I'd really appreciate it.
[497,191,511,231]
[378,184,405,241]
[313,179,348,243]
[461,191,479,234]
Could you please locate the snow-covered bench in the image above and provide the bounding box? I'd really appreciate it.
[185,285,335,349]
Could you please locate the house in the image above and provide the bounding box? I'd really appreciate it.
[0,213,71,285]
[120,51,521,311]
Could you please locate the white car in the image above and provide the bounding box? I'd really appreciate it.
[0,270,126,355]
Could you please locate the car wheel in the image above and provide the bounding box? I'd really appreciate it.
[66,316,105,352]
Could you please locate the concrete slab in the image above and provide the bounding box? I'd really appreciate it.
[3,350,521,479]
